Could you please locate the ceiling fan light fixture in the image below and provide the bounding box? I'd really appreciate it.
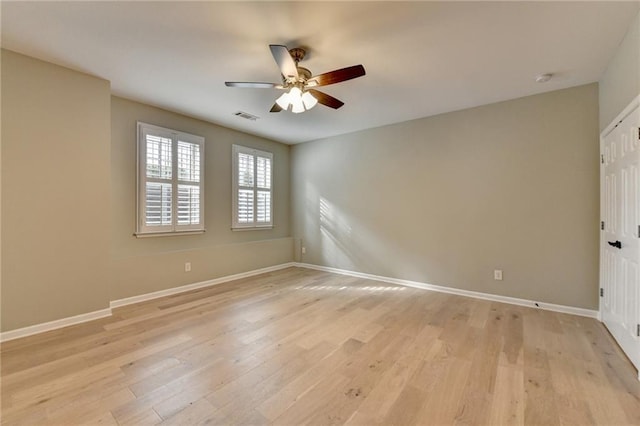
[291,102,305,114]
[277,86,315,113]
[302,91,318,109]
[275,91,291,109]
[288,87,305,113]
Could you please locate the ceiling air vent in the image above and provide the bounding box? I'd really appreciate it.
[233,111,259,121]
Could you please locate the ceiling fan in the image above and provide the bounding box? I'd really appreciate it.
[225,45,366,114]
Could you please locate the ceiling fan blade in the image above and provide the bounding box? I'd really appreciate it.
[308,89,344,109]
[269,103,283,113]
[269,44,299,79]
[308,65,366,87]
[225,82,279,88]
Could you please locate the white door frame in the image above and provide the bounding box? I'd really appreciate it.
[599,93,640,380]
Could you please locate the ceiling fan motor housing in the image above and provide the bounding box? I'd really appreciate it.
[296,67,312,81]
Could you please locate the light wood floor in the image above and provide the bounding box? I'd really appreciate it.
[1,267,639,425]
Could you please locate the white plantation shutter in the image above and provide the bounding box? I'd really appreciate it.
[237,189,254,223]
[176,139,201,227]
[177,184,200,225]
[145,182,172,225]
[144,132,173,226]
[238,153,254,187]
[256,156,270,189]
[146,134,172,179]
[232,145,273,229]
[256,191,271,223]
[137,122,205,236]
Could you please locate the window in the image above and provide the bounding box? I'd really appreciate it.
[232,144,273,229]
[136,122,204,236]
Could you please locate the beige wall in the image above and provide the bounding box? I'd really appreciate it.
[0,51,293,333]
[1,50,112,331]
[292,84,600,309]
[110,97,292,301]
[599,10,640,130]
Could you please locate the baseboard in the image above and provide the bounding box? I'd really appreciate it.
[294,262,599,319]
[0,308,112,343]
[109,262,297,309]
[0,260,598,343]
[1,262,297,343]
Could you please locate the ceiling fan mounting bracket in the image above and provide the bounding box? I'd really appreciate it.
[289,47,306,64]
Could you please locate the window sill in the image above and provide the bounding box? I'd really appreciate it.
[231,226,273,232]
[134,230,205,238]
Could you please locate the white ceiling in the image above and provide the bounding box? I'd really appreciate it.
[2,1,638,144]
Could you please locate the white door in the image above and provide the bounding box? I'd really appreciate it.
[600,96,640,377]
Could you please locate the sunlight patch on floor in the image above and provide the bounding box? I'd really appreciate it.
[294,285,405,292]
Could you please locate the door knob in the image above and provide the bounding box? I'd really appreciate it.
[607,240,622,249]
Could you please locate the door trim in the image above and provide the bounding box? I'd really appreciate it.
[601,95,640,138]
[599,93,640,322]
[599,94,640,380]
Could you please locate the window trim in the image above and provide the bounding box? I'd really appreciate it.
[232,144,274,230]
[136,122,205,237]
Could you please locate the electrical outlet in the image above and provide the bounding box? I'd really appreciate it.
[494,269,503,280]
[185,262,191,272]
[301,247,306,254]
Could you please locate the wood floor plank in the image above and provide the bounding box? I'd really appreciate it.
[207,340,335,413]
[522,349,561,424]
[256,339,363,421]
[301,333,416,425]
[341,324,442,425]
[1,267,638,425]
[487,365,525,426]
[411,357,473,424]
[115,408,163,426]
[160,397,218,426]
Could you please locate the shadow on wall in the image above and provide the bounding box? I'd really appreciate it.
[319,196,361,270]
[304,181,437,283]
